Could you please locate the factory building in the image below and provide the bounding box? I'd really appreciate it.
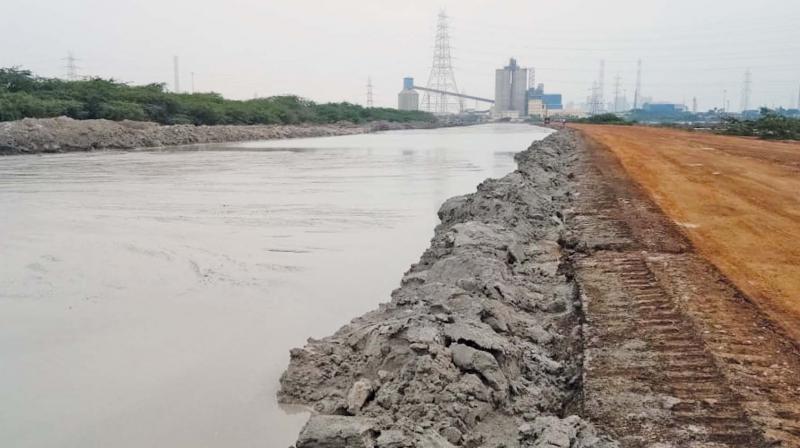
[527,83,566,119]
[642,102,687,113]
[398,77,419,111]
[494,58,528,117]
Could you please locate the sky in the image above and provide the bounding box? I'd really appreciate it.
[4,0,800,112]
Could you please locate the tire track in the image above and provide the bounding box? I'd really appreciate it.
[570,133,800,447]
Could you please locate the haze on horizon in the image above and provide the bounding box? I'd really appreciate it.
[4,0,800,112]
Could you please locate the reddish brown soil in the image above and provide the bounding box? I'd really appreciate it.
[573,125,800,343]
[567,128,800,447]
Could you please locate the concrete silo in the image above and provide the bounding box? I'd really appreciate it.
[398,77,420,111]
[494,58,528,117]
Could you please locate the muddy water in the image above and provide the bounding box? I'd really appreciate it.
[0,123,551,448]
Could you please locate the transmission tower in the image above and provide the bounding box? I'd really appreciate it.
[63,52,80,80]
[366,77,374,108]
[613,74,622,112]
[692,97,698,114]
[793,82,800,110]
[741,68,752,112]
[598,60,605,112]
[173,55,180,93]
[633,59,642,110]
[722,89,727,112]
[422,10,460,114]
[588,82,600,115]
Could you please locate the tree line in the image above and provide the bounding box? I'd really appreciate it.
[0,68,435,125]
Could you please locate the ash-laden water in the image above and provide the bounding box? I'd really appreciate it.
[279,131,618,447]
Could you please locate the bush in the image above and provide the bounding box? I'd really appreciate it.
[720,108,800,140]
[0,67,436,126]
[573,113,632,125]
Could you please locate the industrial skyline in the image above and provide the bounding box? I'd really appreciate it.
[4,0,800,112]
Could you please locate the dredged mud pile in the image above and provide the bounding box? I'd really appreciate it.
[279,131,618,448]
[0,117,433,155]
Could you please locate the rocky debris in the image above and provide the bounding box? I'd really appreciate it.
[518,416,618,448]
[0,116,436,155]
[347,379,377,415]
[449,343,508,395]
[279,130,617,447]
[296,415,378,448]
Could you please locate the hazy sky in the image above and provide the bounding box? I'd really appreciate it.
[5,0,800,111]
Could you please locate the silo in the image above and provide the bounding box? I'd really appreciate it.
[398,90,419,111]
[511,67,529,115]
[398,78,419,111]
[495,68,512,112]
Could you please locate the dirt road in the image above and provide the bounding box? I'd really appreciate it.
[573,125,800,343]
[569,126,800,446]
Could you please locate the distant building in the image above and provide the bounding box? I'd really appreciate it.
[527,83,564,118]
[494,58,528,116]
[528,99,546,118]
[398,77,419,111]
[642,102,687,114]
[541,94,563,110]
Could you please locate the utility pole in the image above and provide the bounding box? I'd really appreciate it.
[741,68,752,112]
[64,52,80,81]
[366,77,374,108]
[613,74,622,113]
[173,55,180,94]
[633,58,642,110]
[422,10,460,114]
[191,72,195,94]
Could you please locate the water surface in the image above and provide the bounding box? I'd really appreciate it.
[0,123,550,447]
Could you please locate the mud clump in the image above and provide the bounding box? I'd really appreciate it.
[280,130,618,447]
[0,116,434,155]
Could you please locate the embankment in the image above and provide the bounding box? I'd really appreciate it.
[278,131,618,447]
[0,117,436,155]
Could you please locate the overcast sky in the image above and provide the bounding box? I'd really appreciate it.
[5,0,800,111]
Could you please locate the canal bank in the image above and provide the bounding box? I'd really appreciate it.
[0,116,443,155]
[279,130,617,448]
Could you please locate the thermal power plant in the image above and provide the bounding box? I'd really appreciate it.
[398,77,420,111]
[494,58,528,118]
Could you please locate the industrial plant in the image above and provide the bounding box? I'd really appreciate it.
[397,56,569,121]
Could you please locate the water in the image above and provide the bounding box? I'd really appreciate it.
[0,123,551,448]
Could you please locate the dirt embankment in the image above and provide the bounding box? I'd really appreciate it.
[572,124,800,344]
[279,131,618,447]
[0,117,437,155]
[568,127,800,447]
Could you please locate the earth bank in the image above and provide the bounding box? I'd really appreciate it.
[0,116,438,155]
[279,131,618,448]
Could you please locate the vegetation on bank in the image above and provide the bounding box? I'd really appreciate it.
[0,68,435,125]
[572,113,634,125]
[719,108,800,140]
